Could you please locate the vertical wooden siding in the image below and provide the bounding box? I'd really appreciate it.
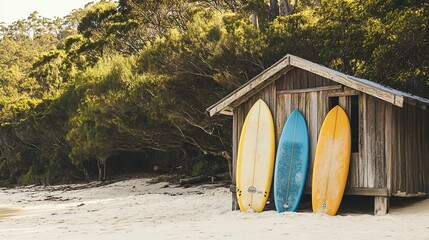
[275,91,328,191]
[232,67,428,204]
[390,105,429,196]
[263,68,390,192]
[275,68,334,191]
[359,95,388,189]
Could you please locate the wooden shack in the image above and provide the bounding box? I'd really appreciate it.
[207,54,429,215]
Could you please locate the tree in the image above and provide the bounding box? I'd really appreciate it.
[311,0,368,75]
[363,1,429,98]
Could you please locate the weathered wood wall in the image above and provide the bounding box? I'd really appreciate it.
[356,95,390,190]
[276,68,337,192]
[389,104,429,196]
[231,67,429,210]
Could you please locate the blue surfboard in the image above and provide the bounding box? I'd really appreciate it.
[274,109,309,212]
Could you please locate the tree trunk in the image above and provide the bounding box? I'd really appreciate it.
[251,12,259,29]
[97,159,102,181]
[179,148,189,173]
[78,163,90,180]
[270,0,279,20]
[97,156,108,181]
[280,0,296,16]
[103,158,107,181]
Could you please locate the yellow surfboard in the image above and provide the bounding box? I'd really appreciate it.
[236,99,275,213]
[312,105,351,216]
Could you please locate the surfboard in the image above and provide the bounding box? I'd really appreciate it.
[312,105,351,216]
[273,109,309,213]
[236,99,275,213]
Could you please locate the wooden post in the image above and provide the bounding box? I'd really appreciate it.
[232,108,239,211]
[374,196,389,215]
[230,184,238,210]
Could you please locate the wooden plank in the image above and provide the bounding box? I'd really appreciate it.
[392,106,400,194]
[409,106,415,193]
[299,68,309,89]
[277,85,343,95]
[269,83,277,119]
[422,110,429,193]
[374,196,389,215]
[385,103,392,195]
[308,71,316,88]
[269,85,277,210]
[404,98,427,110]
[338,96,351,117]
[415,107,422,193]
[292,67,299,89]
[390,107,397,194]
[232,107,240,210]
[328,89,360,97]
[416,109,423,192]
[417,109,422,193]
[396,106,402,194]
[348,153,359,188]
[292,68,298,89]
[420,109,426,192]
[375,101,386,188]
[308,92,318,189]
[366,96,377,188]
[292,93,299,112]
[305,92,310,122]
[284,93,292,118]
[276,94,286,143]
[291,67,297,89]
[220,107,233,116]
[404,105,410,193]
[401,106,407,193]
[345,187,389,196]
[339,96,357,188]
[359,93,367,188]
[314,74,322,87]
[285,69,294,90]
[207,60,293,116]
[299,92,306,114]
[304,187,390,196]
[289,55,404,108]
[317,91,327,134]
[408,105,416,193]
[276,73,287,91]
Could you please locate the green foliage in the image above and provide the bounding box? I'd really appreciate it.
[1,0,429,185]
[311,0,369,75]
[364,2,429,97]
[265,9,316,64]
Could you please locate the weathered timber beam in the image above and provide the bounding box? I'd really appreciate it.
[289,56,404,108]
[207,56,291,116]
[277,85,343,94]
[304,187,390,197]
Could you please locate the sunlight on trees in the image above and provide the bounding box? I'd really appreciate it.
[0,0,428,185]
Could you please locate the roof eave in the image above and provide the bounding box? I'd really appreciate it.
[207,54,429,116]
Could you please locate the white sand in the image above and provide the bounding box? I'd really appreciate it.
[0,178,428,240]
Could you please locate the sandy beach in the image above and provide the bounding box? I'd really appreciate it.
[0,177,428,240]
